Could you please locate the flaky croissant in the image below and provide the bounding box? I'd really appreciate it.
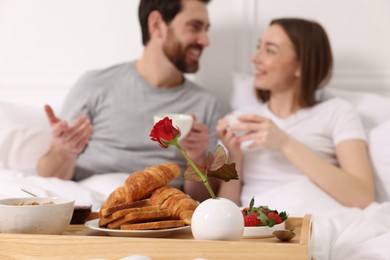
[150,186,199,225]
[99,162,180,216]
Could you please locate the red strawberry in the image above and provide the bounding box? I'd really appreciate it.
[267,212,282,224]
[241,207,250,217]
[244,213,261,227]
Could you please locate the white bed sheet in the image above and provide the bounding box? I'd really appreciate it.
[250,178,390,260]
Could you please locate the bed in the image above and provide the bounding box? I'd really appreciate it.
[1,73,390,259]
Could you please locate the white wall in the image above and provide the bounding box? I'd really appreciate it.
[0,0,390,109]
[0,0,143,108]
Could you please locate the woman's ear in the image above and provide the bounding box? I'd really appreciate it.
[148,10,165,40]
[295,66,301,78]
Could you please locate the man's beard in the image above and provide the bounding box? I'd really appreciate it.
[163,28,202,73]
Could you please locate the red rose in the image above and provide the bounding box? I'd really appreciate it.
[149,116,238,199]
[150,117,181,148]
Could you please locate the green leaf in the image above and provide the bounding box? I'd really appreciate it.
[183,164,206,182]
[207,163,239,182]
[258,212,269,226]
[205,151,214,171]
[279,211,288,221]
[208,144,228,171]
[181,144,238,183]
[249,197,255,210]
[267,218,275,227]
[260,206,270,214]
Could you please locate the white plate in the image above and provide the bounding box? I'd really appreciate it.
[243,221,285,238]
[85,219,191,238]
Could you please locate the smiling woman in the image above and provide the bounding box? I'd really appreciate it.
[217,17,375,209]
[215,16,390,260]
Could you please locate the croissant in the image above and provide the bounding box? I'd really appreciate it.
[150,186,183,205]
[99,162,180,216]
[150,186,199,225]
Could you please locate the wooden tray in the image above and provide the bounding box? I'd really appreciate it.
[0,214,313,260]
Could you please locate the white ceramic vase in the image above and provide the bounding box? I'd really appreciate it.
[191,197,244,241]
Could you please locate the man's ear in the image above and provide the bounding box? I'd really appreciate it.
[148,10,165,40]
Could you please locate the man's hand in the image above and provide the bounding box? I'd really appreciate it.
[44,104,93,155]
[180,118,209,165]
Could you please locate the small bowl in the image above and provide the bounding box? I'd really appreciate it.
[70,203,92,224]
[0,197,74,235]
[243,221,286,238]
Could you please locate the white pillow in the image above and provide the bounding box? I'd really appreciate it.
[369,120,390,202]
[0,101,51,175]
[78,173,129,198]
[320,88,390,132]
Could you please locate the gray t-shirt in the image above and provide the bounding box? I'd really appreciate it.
[61,61,228,190]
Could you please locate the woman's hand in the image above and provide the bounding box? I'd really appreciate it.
[232,114,290,152]
[216,117,242,161]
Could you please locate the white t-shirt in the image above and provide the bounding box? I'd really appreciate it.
[236,98,367,205]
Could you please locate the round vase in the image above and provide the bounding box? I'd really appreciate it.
[191,197,244,241]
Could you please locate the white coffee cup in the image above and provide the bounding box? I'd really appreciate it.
[153,113,194,139]
[226,114,248,137]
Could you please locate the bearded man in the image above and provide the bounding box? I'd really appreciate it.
[37,0,227,202]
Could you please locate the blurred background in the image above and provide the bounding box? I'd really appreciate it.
[0,0,389,109]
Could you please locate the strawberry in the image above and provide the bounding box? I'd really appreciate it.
[243,197,288,227]
[267,212,282,224]
[260,207,268,214]
[241,207,250,217]
[244,213,261,227]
